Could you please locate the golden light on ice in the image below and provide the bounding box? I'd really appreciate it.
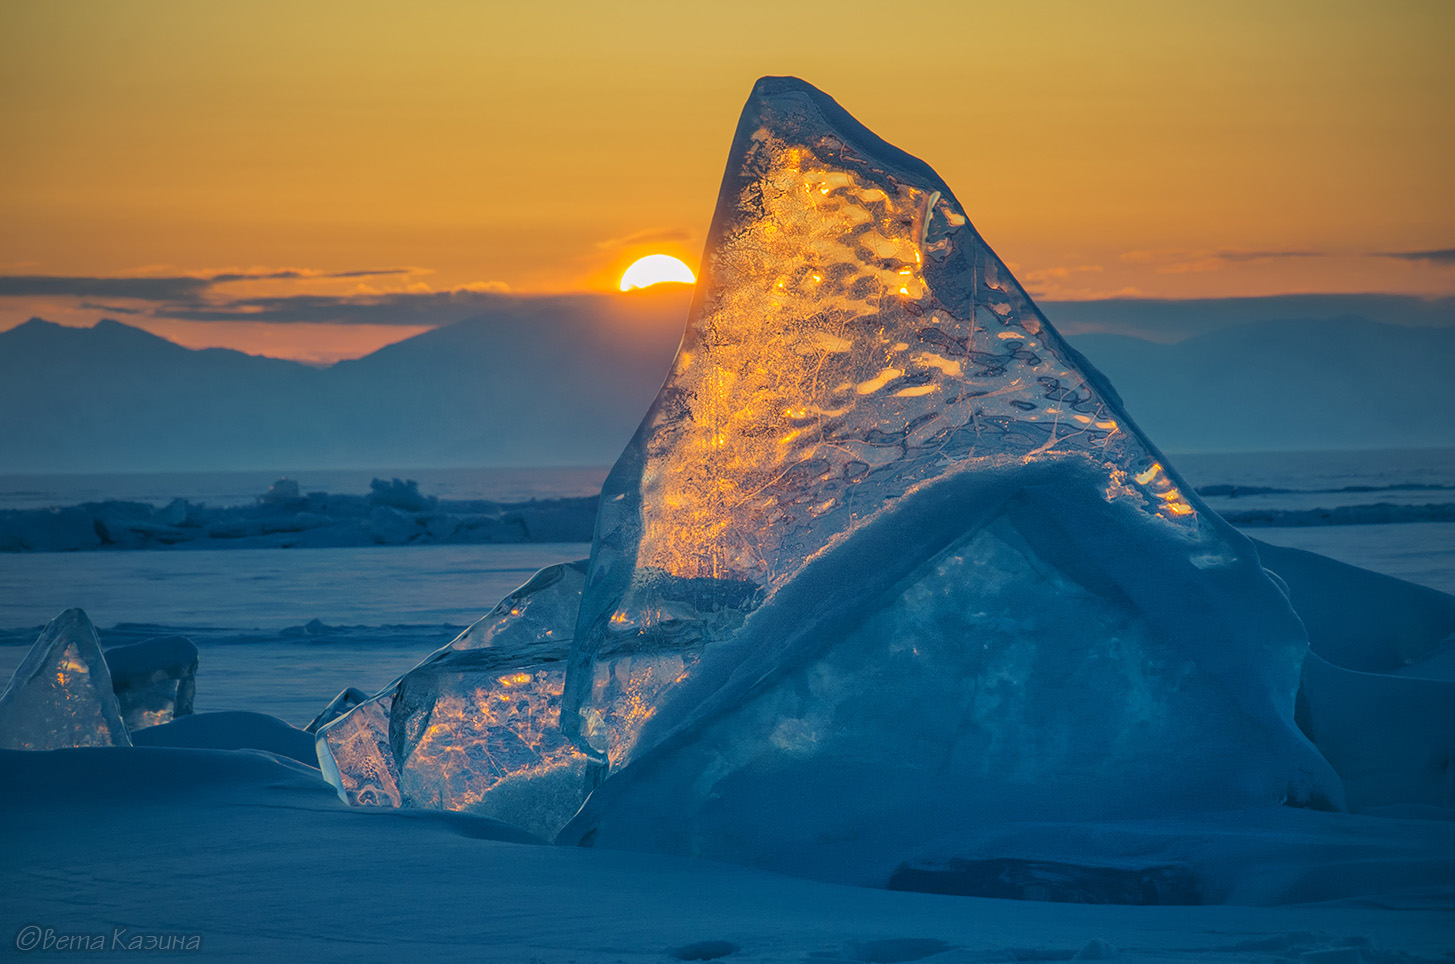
[619,254,695,291]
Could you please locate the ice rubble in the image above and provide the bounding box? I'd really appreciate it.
[0,478,596,552]
[316,560,597,838]
[0,609,131,751]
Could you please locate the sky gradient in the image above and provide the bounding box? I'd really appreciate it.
[2,0,1451,361]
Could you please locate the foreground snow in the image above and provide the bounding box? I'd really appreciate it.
[2,746,1451,963]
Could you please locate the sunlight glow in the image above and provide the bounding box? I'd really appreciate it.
[619,255,695,291]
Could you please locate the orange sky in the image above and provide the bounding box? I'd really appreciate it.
[1,0,1451,362]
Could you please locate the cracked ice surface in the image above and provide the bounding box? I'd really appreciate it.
[0,608,131,751]
[564,77,1230,768]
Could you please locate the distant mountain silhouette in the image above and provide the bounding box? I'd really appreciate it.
[1044,294,1455,341]
[1072,317,1455,452]
[0,289,688,472]
[1,301,1451,472]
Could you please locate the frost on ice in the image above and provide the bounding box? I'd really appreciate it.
[0,608,131,751]
[317,561,597,838]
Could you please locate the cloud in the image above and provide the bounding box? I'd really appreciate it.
[151,288,570,325]
[78,302,144,315]
[0,275,211,300]
[205,267,417,283]
[0,267,485,328]
[1021,264,1103,282]
[1212,250,1323,262]
[1376,249,1455,265]
[0,267,419,300]
[1118,249,1325,274]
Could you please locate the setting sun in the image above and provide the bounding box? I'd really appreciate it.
[620,255,696,291]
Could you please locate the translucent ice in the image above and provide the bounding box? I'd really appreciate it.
[390,561,596,838]
[558,77,1340,872]
[391,650,594,839]
[318,561,597,836]
[561,77,1319,781]
[104,634,198,730]
[304,686,370,733]
[315,689,400,807]
[0,608,131,750]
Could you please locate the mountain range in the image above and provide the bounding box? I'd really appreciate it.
[1,295,1451,473]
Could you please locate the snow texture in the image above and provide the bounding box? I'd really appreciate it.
[130,710,317,765]
[103,634,197,729]
[3,746,1453,961]
[1253,540,1455,811]
[0,608,130,750]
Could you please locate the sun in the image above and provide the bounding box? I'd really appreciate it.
[619,254,695,291]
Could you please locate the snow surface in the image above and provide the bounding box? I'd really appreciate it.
[2,746,1453,963]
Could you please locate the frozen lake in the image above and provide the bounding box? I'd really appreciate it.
[0,542,590,631]
[1,453,1450,724]
[0,542,589,724]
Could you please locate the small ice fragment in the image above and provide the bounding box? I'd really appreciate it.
[0,608,131,750]
[316,690,400,807]
[104,634,198,730]
[304,686,370,733]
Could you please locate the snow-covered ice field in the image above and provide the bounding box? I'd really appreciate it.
[3,745,1452,963]
[5,746,1451,963]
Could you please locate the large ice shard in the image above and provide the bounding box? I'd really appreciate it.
[558,77,1341,871]
[563,77,1324,771]
[0,609,131,750]
[317,561,596,837]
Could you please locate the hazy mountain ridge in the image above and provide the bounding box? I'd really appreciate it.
[1,304,1451,473]
[1073,316,1455,452]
